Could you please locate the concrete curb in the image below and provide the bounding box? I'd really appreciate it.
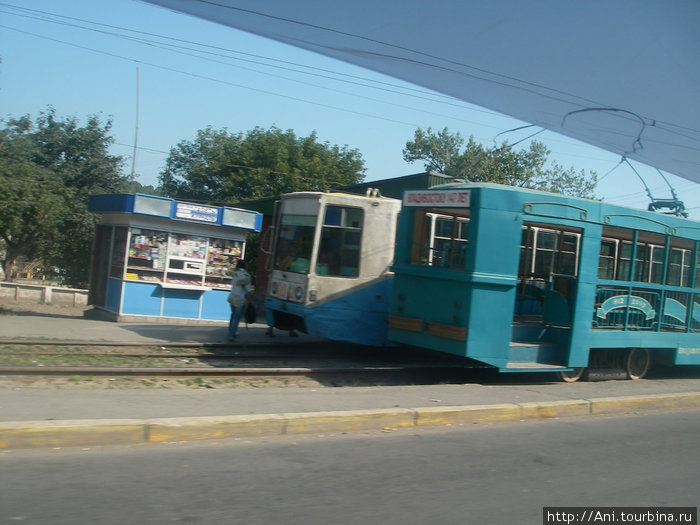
[1,392,698,450]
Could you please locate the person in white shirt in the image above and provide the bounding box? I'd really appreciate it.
[227,259,251,341]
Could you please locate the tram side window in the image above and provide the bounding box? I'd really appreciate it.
[650,245,665,284]
[599,227,696,287]
[316,205,363,277]
[410,210,469,268]
[615,240,663,283]
[667,246,694,287]
[616,242,632,281]
[525,226,579,278]
[533,230,557,275]
[598,238,617,279]
[633,243,663,284]
[274,215,316,274]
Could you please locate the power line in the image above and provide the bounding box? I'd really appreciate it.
[12,1,697,150]
[0,5,620,152]
[6,0,687,189]
[187,0,700,138]
[3,19,507,133]
[112,142,169,155]
[3,4,566,139]
[0,4,485,111]
[0,24,421,129]
[0,19,552,159]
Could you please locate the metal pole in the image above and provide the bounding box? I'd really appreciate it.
[130,67,140,190]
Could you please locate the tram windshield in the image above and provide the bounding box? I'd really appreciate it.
[274,205,364,277]
[274,214,316,274]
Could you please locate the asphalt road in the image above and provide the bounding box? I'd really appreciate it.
[1,410,698,525]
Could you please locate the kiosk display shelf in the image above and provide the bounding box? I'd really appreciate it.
[126,228,167,281]
[205,238,242,288]
[164,275,205,287]
[107,229,246,287]
[165,234,207,287]
[168,233,207,259]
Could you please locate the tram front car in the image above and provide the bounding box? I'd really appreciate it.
[264,191,402,346]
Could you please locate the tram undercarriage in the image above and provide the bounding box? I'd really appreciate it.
[559,347,654,382]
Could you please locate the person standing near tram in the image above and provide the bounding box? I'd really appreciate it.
[227,259,251,341]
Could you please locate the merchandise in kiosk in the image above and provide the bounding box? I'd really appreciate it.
[88,193,262,322]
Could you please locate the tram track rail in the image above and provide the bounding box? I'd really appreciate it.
[0,364,458,377]
[0,350,349,360]
[1,342,693,382]
[0,341,478,380]
[0,341,377,359]
[0,339,330,350]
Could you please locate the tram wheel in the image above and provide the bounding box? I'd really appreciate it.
[558,367,586,383]
[624,348,650,380]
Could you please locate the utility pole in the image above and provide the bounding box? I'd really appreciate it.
[130,67,140,191]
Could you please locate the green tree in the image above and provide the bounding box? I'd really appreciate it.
[160,126,366,203]
[403,127,597,198]
[129,181,163,195]
[0,108,127,285]
[0,158,63,281]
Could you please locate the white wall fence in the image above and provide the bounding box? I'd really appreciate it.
[0,282,88,307]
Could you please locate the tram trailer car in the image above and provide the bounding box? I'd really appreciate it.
[388,183,700,380]
[265,191,402,346]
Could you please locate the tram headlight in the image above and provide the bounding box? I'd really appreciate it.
[271,281,278,295]
[294,286,304,301]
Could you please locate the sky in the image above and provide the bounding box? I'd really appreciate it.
[2,0,699,216]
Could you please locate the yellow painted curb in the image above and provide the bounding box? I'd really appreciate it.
[589,392,700,415]
[147,414,286,442]
[1,393,698,450]
[0,419,145,449]
[282,408,416,435]
[519,400,591,419]
[415,403,521,426]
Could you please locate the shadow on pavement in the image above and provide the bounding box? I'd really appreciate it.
[0,306,86,320]
[120,323,231,344]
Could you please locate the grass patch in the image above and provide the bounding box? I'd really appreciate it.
[69,375,95,382]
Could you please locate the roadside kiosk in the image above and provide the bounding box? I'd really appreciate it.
[88,193,262,322]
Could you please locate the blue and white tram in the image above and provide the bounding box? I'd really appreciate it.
[388,182,700,380]
[265,182,700,380]
[264,191,402,346]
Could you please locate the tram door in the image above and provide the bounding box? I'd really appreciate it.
[515,224,581,326]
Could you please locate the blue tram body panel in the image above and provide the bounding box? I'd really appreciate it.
[266,183,700,377]
[265,278,393,347]
[388,183,700,373]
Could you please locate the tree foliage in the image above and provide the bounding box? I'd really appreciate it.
[403,127,597,198]
[159,126,366,203]
[0,108,127,285]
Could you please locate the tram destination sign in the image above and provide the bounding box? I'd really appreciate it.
[403,189,471,207]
